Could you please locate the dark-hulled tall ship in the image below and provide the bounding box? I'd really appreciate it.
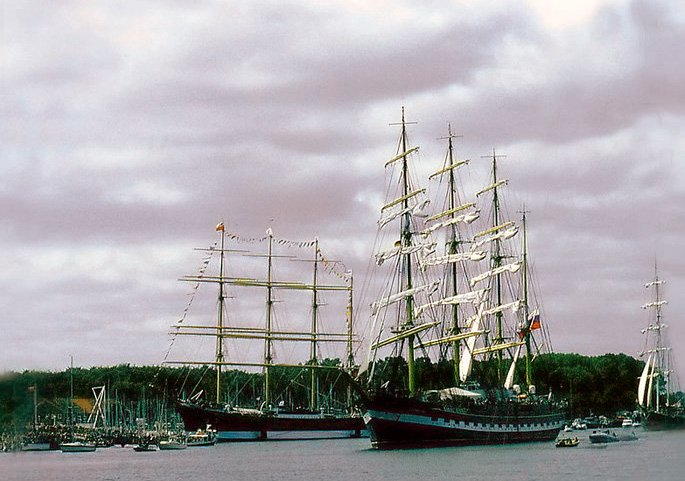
[358,108,564,449]
[637,270,685,430]
[167,226,364,441]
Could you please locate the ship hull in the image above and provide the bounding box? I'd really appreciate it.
[643,410,685,430]
[176,401,365,441]
[363,397,565,449]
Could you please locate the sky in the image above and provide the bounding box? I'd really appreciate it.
[2,0,685,385]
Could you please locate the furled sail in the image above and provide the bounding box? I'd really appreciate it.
[471,225,519,250]
[375,242,436,266]
[470,261,522,287]
[371,281,441,316]
[385,146,420,167]
[476,179,508,197]
[428,160,469,180]
[419,251,487,270]
[637,353,653,407]
[425,203,477,223]
[483,299,522,317]
[413,288,488,318]
[645,280,665,288]
[378,198,430,228]
[420,211,480,237]
[641,301,668,309]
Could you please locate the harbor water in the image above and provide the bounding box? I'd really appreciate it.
[2,429,684,481]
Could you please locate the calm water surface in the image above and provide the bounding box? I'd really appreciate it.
[2,429,684,481]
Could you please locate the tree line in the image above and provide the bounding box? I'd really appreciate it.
[0,352,664,432]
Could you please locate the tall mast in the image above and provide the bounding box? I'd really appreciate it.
[653,262,665,410]
[399,107,416,395]
[310,238,320,411]
[264,229,274,407]
[439,124,463,384]
[215,224,226,404]
[521,208,532,386]
[490,149,505,382]
[69,355,74,440]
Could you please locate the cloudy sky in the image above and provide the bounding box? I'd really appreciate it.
[2,0,684,383]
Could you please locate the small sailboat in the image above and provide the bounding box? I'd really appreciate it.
[359,109,564,449]
[60,358,96,453]
[637,269,685,430]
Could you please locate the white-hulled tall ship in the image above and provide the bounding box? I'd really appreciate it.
[359,108,564,449]
[167,225,364,441]
[637,268,685,430]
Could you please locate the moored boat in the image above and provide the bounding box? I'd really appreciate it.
[637,270,685,430]
[588,430,620,444]
[359,110,565,449]
[166,226,364,440]
[555,437,580,447]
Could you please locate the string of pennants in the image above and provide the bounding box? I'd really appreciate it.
[161,240,218,363]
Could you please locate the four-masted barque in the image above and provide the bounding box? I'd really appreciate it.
[359,108,564,449]
[167,225,364,441]
[637,268,685,430]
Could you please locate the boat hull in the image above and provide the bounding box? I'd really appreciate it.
[60,442,96,453]
[363,398,565,449]
[643,410,685,430]
[177,401,365,441]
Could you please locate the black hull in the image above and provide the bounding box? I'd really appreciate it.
[363,397,565,449]
[176,401,365,440]
[643,410,685,431]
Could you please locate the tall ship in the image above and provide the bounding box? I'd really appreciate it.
[359,108,565,449]
[166,225,364,440]
[637,269,685,429]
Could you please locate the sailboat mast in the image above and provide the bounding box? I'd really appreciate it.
[399,107,416,395]
[443,125,462,384]
[654,265,665,410]
[310,239,319,411]
[215,226,226,404]
[69,356,74,439]
[264,230,274,407]
[521,209,532,386]
[490,150,505,382]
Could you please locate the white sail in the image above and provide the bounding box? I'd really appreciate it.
[646,356,656,407]
[420,211,480,237]
[459,303,486,382]
[637,353,653,407]
[426,203,477,223]
[414,288,488,318]
[470,261,522,287]
[371,281,441,316]
[378,199,430,228]
[419,251,487,270]
[483,300,522,317]
[504,344,523,390]
[375,243,436,266]
[476,179,508,197]
[471,226,519,250]
[645,280,665,288]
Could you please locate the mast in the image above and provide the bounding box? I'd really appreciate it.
[68,356,74,440]
[489,149,505,382]
[653,264,665,410]
[310,238,319,411]
[521,208,532,386]
[215,223,226,404]
[439,124,463,384]
[264,229,274,408]
[398,107,416,395]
